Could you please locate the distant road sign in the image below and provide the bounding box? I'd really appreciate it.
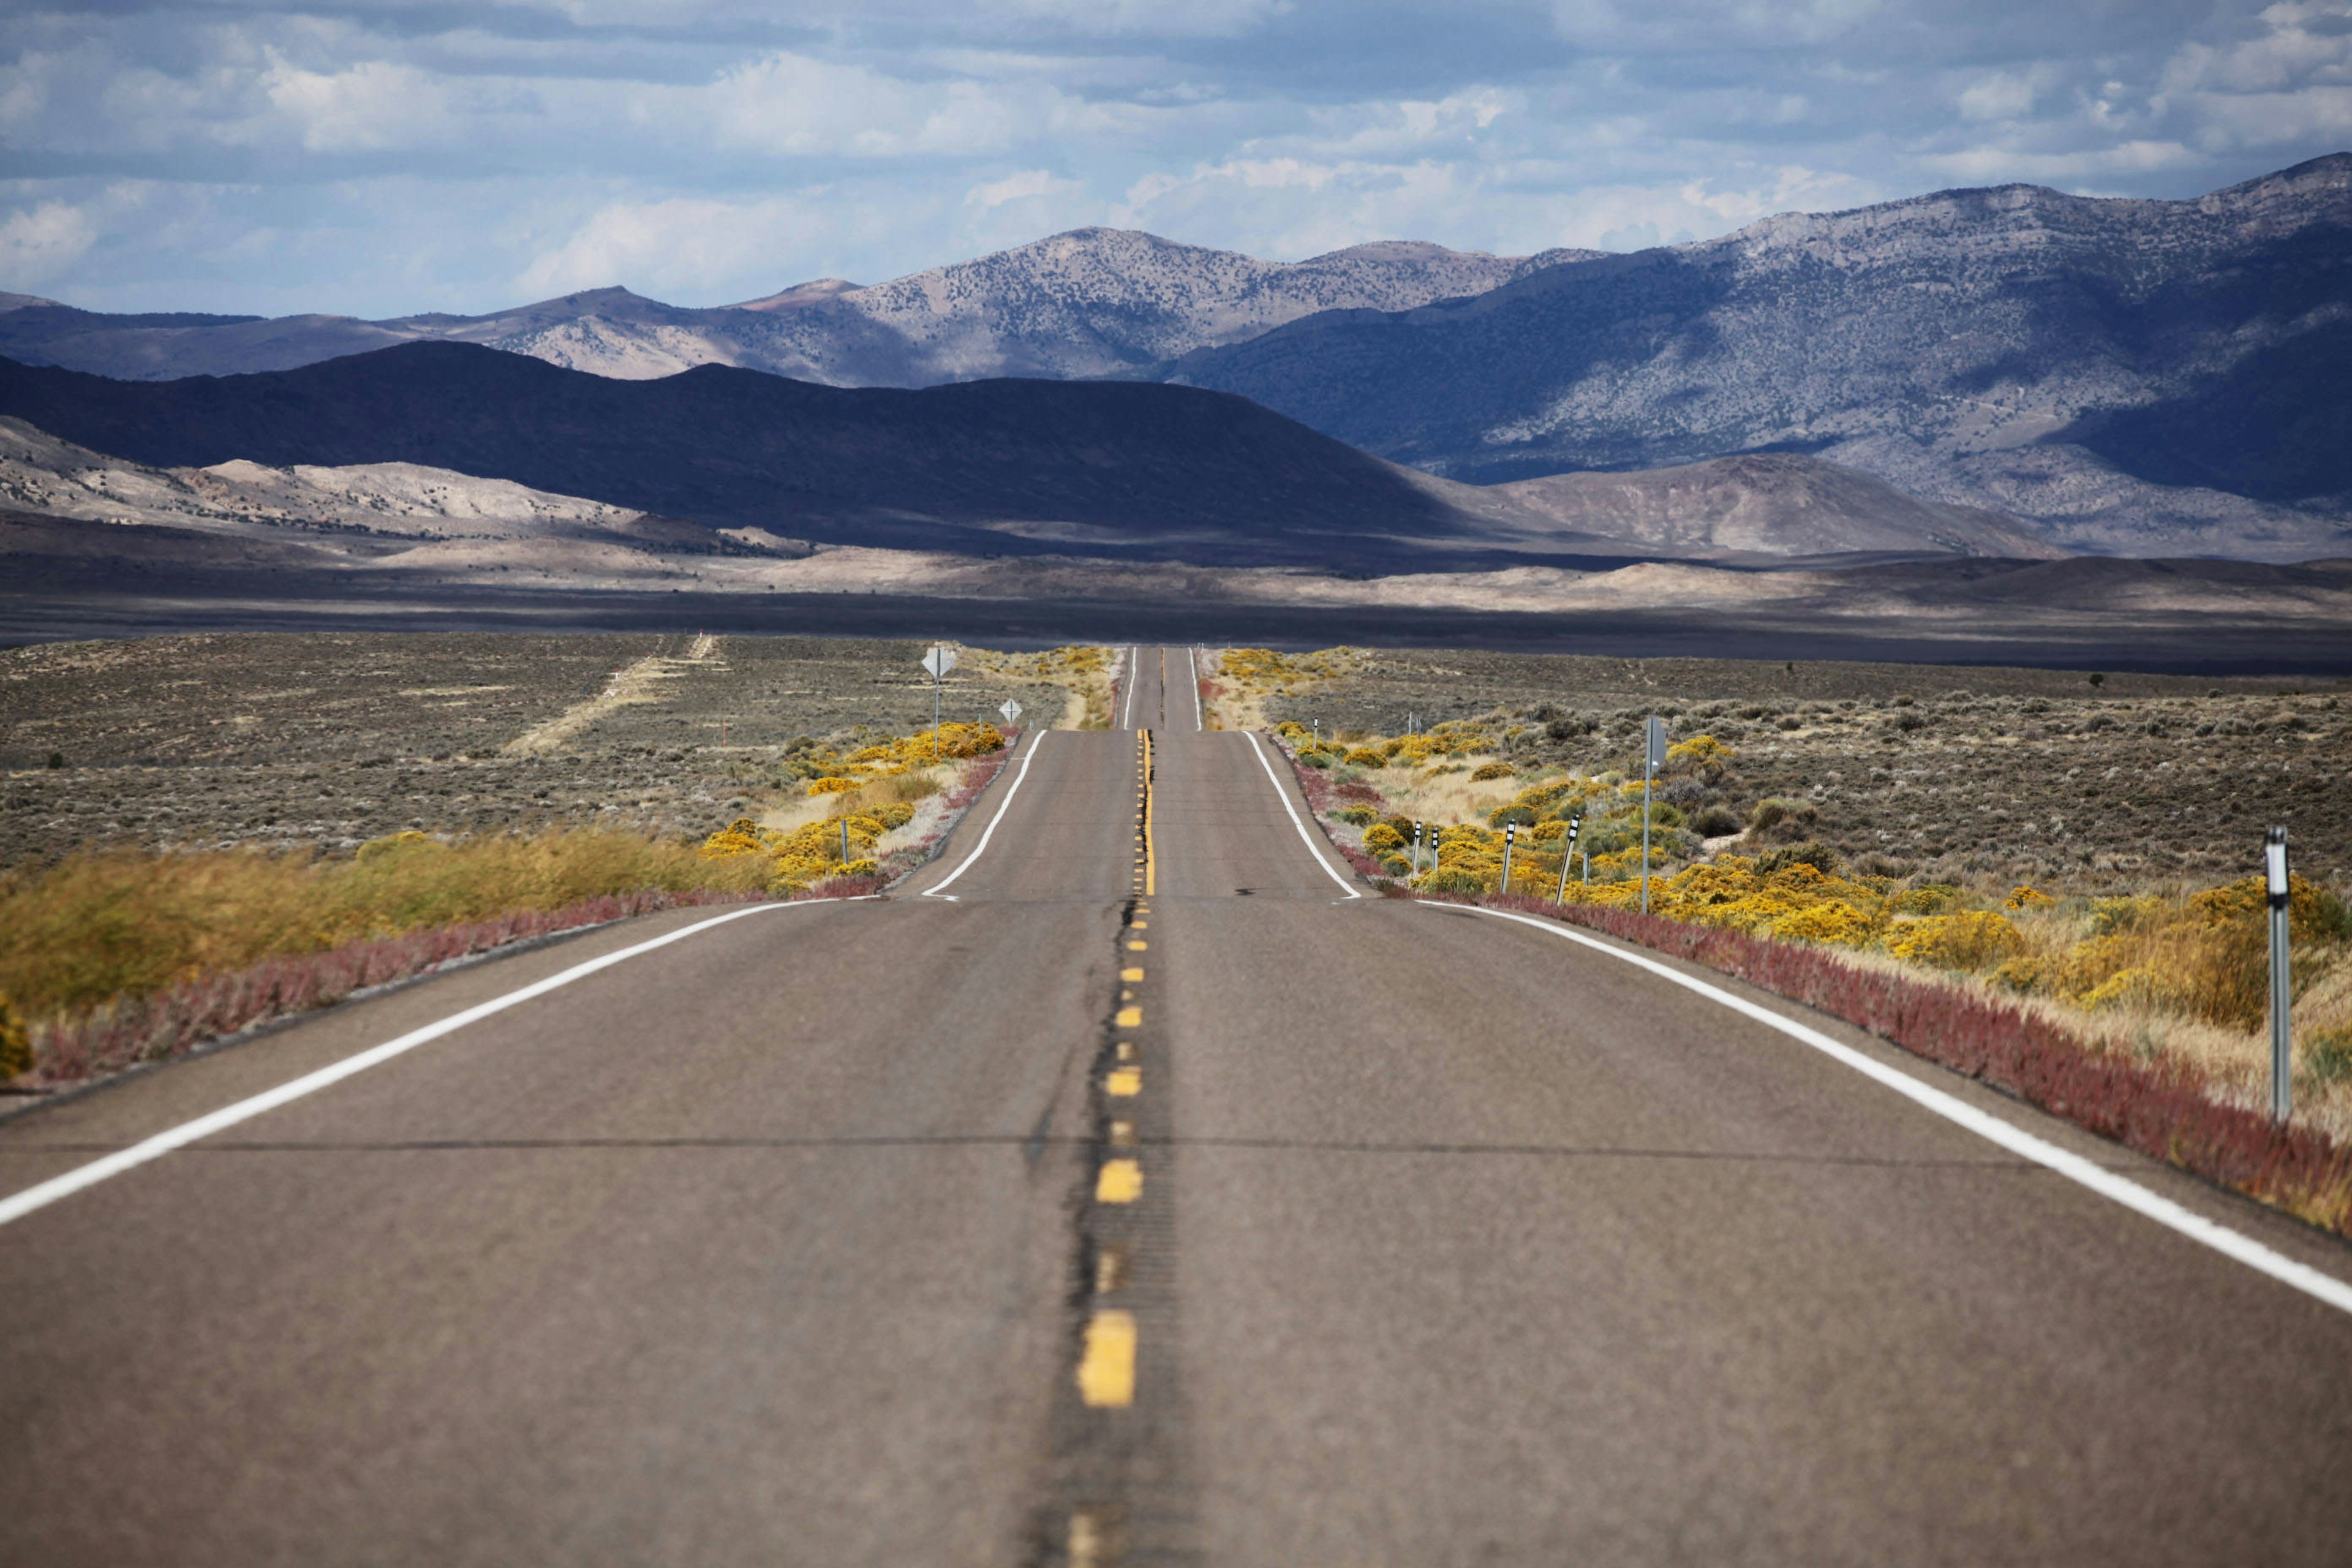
[921,647,957,680]
[1646,715,1667,771]
[999,699,1022,724]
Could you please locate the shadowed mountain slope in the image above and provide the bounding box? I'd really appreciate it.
[0,344,1477,566]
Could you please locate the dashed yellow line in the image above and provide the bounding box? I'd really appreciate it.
[1106,1066,1141,1097]
[1115,1006,1142,1028]
[1142,729,1155,897]
[1096,1158,1143,1203]
[1077,1310,1137,1406]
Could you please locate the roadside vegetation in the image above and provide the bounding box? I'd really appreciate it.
[1280,711,2352,1131]
[700,720,1009,892]
[0,829,771,1087]
[0,633,1075,1091]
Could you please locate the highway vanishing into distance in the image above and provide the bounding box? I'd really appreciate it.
[6,646,2352,1564]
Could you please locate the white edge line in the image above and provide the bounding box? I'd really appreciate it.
[0,897,862,1231]
[1446,902,2352,1317]
[1243,731,1363,901]
[1187,646,1202,731]
[1120,644,1137,730]
[923,728,1049,898]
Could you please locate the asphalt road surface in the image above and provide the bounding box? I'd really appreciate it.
[7,645,2352,1566]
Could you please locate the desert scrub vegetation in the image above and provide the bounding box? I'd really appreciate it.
[1278,715,2352,1142]
[0,829,771,1087]
[0,633,1073,867]
[1205,647,1365,730]
[701,721,1012,894]
[954,644,1113,729]
[1253,645,2349,888]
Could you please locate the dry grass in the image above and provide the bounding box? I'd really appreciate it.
[1349,758,1520,826]
[954,644,1111,729]
[0,829,769,1026]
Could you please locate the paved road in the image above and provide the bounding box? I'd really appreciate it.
[7,646,2352,1565]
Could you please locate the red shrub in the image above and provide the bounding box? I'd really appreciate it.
[1457,889,2352,1235]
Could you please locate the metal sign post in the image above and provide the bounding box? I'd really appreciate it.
[1642,716,1666,914]
[1553,812,1585,903]
[920,646,957,759]
[840,818,851,865]
[2269,827,2293,1123]
[1501,823,1516,895]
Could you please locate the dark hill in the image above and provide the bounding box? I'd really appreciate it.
[0,344,1468,566]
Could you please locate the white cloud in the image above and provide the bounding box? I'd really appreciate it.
[262,56,462,152]
[1958,69,2041,123]
[702,50,1125,159]
[0,198,96,287]
[965,168,1085,208]
[4,0,2350,315]
[517,194,843,297]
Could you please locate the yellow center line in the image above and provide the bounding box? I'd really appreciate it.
[1142,728,1155,897]
[1121,967,1144,981]
[1115,1006,1142,1028]
[1107,1066,1140,1096]
[1096,1158,1142,1203]
[1077,1309,1137,1406]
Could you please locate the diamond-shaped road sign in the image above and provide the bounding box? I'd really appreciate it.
[999,699,1022,725]
[921,647,957,680]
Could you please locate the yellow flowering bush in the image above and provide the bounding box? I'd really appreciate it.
[1883,911,2026,972]
[700,799,922,893]
[791,722,1003,798]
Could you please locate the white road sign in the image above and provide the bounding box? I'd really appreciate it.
[921,646,957,679]
[999,699,1022,724]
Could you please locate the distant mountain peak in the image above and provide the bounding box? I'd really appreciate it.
[730,278,862,313]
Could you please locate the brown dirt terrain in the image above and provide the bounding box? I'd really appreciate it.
[0,633,1072,868]
[1247,649,2352,887]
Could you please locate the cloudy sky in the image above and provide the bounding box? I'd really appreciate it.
[4,1,2348,317]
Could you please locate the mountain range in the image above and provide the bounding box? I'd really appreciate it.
[0,345,2055,570]
[0,232,1588,386]
[1160,154,2352,561]
[2,154,2346,565]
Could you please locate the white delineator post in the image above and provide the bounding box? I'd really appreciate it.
[2269,826,2293,1123]
[1642,716,1666,914]
[1501,823,1516,895]
[1553,812,1584,903]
